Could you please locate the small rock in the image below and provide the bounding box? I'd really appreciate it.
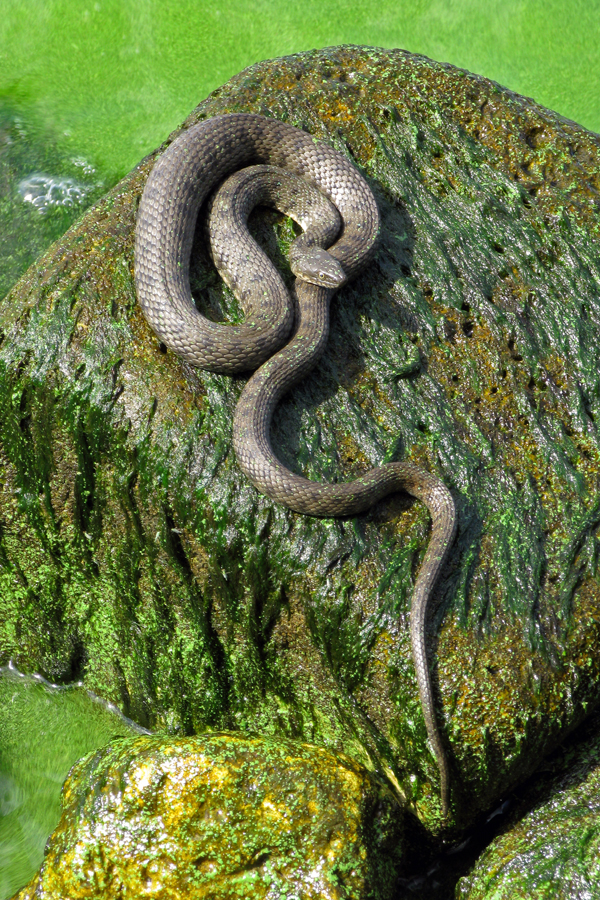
[13,732,405,900]
[457,714,600,899]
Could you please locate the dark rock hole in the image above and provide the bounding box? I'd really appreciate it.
[246,851,271,870]
[192,856,212,870]
[507,339,522,360]
[67,641,88,683]
[524,126,545,149]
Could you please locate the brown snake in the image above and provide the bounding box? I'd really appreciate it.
[135,113,457,816]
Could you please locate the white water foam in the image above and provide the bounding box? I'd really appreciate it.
[18,173,90,215]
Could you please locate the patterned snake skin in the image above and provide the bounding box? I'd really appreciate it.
[135,113,457,816]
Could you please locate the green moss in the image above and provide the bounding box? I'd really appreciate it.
[1,46,600,834]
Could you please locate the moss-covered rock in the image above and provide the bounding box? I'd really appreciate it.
[13,732,405,900]
[457,711,600,899]
[1,44,600,833]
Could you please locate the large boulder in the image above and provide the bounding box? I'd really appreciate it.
[13,733,405,900]
[1,44,600,833]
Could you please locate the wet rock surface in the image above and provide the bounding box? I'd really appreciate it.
[1,41,600,860]
[12,732,405,900]
[457,709,600,898]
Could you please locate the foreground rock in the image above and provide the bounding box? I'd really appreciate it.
[1,44,600,834]
[13,733,404,900]
[457,711,600,899]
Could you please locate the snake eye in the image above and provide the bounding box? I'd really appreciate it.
[319,272,325,279]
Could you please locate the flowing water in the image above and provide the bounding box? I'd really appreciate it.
[1,0,599,894]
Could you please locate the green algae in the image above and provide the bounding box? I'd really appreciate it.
[0,46,600,838]
[0,666,143,899]
[14,733,405,900]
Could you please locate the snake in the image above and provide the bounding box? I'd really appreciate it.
[135,113,457,816]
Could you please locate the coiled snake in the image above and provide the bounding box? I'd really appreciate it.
[135,113,457,816]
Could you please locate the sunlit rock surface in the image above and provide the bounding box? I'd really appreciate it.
[12,733,405,900]
[1,43,600,839]
[457,711,600,899]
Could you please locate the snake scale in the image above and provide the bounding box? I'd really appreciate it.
[135,113,457,816]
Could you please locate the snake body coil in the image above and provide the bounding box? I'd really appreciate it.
[135,113,457,816]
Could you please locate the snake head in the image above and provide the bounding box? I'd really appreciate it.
[290,247,347,289]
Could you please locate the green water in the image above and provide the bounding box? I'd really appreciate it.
[0,104,107,300]
[1,0,599,894]
[1,0,598,302]
[0,667,145,898]
[1,0,599,182]
[1,0,599,300]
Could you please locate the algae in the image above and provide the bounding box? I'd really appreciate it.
[0,103,107,301]
[0,665,144,899]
